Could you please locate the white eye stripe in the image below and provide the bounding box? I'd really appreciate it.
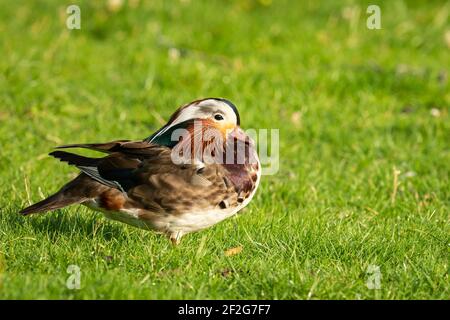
[165,99,237,130]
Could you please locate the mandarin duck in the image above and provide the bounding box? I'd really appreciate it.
[20,98,261,244]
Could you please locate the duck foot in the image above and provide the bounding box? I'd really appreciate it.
[169,231,184,245]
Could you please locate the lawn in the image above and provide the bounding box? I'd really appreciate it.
[0,0,448,299]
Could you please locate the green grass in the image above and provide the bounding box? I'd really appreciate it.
[0,0,449,299]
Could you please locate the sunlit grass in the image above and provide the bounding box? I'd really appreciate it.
[0,0,448,299]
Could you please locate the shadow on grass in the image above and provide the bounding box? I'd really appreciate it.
[3,205,128,242]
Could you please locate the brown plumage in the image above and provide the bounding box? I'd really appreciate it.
[20,98,261,244]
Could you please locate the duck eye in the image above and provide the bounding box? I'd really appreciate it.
[214,114,224,121]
